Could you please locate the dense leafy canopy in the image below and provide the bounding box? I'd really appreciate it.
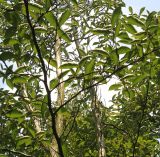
[0,0,160,156]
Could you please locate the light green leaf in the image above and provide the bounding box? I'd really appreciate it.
[12,77,27,84]
[60,63,78,69]
[124,24,137,34]
[6,110,23,118]
[45,12,57,27]
[71,0,78,6]
[59,10,71,26]
[17,136,32,147]
[109,83,122,91]
[29,2,44,13]
[118,46,130,54]
[127,16,144,27]
[50,78,59,90]
[86,59,95,74]
[111,7,122,27]
[45,57,57,68]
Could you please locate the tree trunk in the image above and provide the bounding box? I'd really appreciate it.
[91,87,106,157]
[50,34,64,157]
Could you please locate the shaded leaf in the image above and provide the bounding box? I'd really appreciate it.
[111,7,122,27]
[60,63,78,69]
[50,78,59,90]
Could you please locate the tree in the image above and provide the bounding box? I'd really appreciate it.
[0,0,160,156]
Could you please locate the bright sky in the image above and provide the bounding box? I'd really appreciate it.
[123,0,160,12]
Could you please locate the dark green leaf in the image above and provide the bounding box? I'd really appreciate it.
[50,78,59,90]
[60,63,78,69]
[111,7,122,27]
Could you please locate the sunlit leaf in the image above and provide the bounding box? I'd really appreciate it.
[59,10,71,26]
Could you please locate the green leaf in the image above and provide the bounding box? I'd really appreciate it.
[50,78,59,90]
[128,6,133,14]
[118,46,130,54]
[60,63,78,69]
[79,56,91,67]
[45,57,57,67]
[109,83,122,91]
[0,52,14,60]
[45,12,57,27]
[29,2,44,13]
[139,7,145,16]
[17,136,32,147]
[12,76,28,84]
[59,10,71,26]
[85,59,95,74]
[111,7,122,27]
[57,28,71,43]
[124,24,137,34]
[92,49,109,57]
[127,16,144,27]
[71,0,78,6]
[6,79,14,89]
[6,110,23,118]
[91,29,110,35]
[59,70,70,79]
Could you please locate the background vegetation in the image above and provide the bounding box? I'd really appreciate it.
[0,0,160,156]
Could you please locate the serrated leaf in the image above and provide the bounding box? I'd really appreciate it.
[111,7,122,27]
[6,110,23,118]
[45,12,57,27]
[127,16,144,27]
[59,10,71,26]
[50,78,59,90]
[109,83,122,91]
[60,63,78,69]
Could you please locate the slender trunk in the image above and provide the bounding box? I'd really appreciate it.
[91,87,106,157]
[50,35,64,157]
